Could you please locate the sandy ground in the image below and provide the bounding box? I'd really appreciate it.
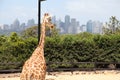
[0,70,120,80]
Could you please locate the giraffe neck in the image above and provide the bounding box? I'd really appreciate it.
[38,23,46,50]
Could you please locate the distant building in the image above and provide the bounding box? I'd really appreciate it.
[81,25,87,32]
[0,15,104,34]
[3,24,9,30]
[76,21,81,33]
[86,20,103,34]
[0,24,4,30]
[87,20,93,33]
[20,23,26,30]
[12,19,20,31]
[56,19,61,29]
[59,21,65,34]
[92,21,103,34]
[64,15,70,33]
[27,19,35,27]
[55,19,65,34]
[68,18,77,34]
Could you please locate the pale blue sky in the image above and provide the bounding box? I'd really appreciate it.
[0,0,120,25]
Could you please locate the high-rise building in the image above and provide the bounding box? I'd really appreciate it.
[20,23,26,30]
[87,20,93,33]
[86,20,103,34]
[65,15,70,33]
[92,21,103,34]
[81,25,87,32]
[56,19,61,29]
[0,24,4,30]
[76,21,81,33]
[60,21,65,34]
[27,19,35,27]
[12,19,20,31]
[56,19,65,34]
[68,18,77,34]
[3,24,9,30]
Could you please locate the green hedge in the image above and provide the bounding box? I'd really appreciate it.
[45,33,120,68]
[0,32,120,69]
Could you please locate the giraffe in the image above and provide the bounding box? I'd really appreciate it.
[20,13,54,80]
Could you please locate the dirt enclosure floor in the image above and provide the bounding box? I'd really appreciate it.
[0,70,120,80]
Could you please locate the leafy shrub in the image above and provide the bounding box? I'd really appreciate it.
[0,32,120,69]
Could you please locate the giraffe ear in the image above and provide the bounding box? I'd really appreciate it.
[50,24,55,29]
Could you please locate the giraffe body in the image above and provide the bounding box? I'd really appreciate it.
[20,13,54,80]
[20,47,46,80]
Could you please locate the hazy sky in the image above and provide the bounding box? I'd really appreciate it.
[0,0,120,25]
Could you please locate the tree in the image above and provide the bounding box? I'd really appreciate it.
[103,16,120,34]
[9,32,19,42]
[21,26,37,38]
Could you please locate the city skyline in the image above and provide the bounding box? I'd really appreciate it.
[0,14,104,25]
[51,15,103,34]
[0,0,120,25]
[0,15,103,34]
[0,18,36,32]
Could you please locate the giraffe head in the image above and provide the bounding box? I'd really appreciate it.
[43,13,54,29]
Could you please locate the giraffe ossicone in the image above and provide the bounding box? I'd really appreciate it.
[20,13,54,80]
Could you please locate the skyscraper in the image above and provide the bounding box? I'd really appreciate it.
[76,21,81,33]
[65,15,70,33]
[69,18,77,34]
[81,25,87,32]
[87,20,93,33]
[0,24,4,30]
[92,21,103,34]
[27,19,35,27]
[20,23,26,30]
[3,24,9,30]
[12,19,20,31]
[56,19,65,34]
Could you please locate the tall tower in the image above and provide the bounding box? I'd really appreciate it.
[12,19,20,31]
[93,21,103,34]
[65,15,70,33]
[27,19,35,27]
[87,20,93,33]
[68,18,77,34]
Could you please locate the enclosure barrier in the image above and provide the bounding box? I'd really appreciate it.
[0,62,120,73]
